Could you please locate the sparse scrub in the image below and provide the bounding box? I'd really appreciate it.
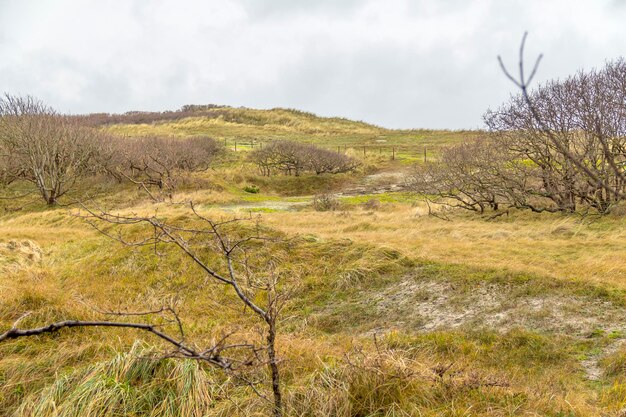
[0,95,224,206]
[243,184,260,193]
[312,193,340,211]
[0,95,103,205]
[1,201,626,415]
[409,59,626,216]
[98,135,221,196]
[250,140,359,176]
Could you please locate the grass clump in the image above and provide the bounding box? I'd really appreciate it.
[15,342,228,417]
[599,346,626,412]
[284,331,595,417]
[312,193,340,212]
[243,184,260,194]
[601,347,626,379]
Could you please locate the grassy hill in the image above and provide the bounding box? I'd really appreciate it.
[1,107,625,416]
[101,106,475,162]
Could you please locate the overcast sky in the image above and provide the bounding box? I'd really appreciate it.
[0,0,624,129]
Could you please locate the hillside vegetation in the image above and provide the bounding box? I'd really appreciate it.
[101,105,473,162]
[1,103,626,417]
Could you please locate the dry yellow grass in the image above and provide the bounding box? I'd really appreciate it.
[258,205,626,289]
[1,197,626,415]
[3,192,624,290]
[1,140,626,416]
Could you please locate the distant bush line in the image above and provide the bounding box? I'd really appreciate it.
[76,105,326,127]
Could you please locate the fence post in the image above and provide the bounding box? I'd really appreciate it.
[423,147,426,163]
[234,141,237,152]
[363,146,366,157]
[392,147,395,160]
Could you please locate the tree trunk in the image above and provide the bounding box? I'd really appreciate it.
[266,319,282,417]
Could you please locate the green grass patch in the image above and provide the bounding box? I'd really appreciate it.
[340,192,414,205]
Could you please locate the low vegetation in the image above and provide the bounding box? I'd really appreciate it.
[0,54,625,416]
[250,140,359,176]
[97,135,222,198]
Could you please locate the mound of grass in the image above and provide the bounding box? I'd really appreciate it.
[15,342,231,417]
[103,106,472,165]
[242,184,260,194]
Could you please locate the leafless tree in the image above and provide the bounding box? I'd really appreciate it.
[0,94,101,205]
[411,37,625,217]
[407,134,593,215]
[407,136,533,215]
[407,139,501,214]
[96,135,222,199]
[493,33,625,211]
[251,140,308,176]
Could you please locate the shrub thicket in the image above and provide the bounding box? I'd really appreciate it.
[409,59,626,215]
[250,140,359,177]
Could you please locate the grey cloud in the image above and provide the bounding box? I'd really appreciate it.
[262,41,511,129]
[240,0,363,18]
[0,0,624,129]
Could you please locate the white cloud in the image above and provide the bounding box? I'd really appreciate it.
[0,0,624,128]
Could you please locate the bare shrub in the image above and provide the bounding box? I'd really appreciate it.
[493,35,625,214]
[251,140,308,176]
[250,140,359,177]
[0,96,222,205]
[407,137,511,214]
[96,135,221,198]
[0,94,101,205]
[307,146,361,175]
[312,193,340,211]
[410,56,626,216]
